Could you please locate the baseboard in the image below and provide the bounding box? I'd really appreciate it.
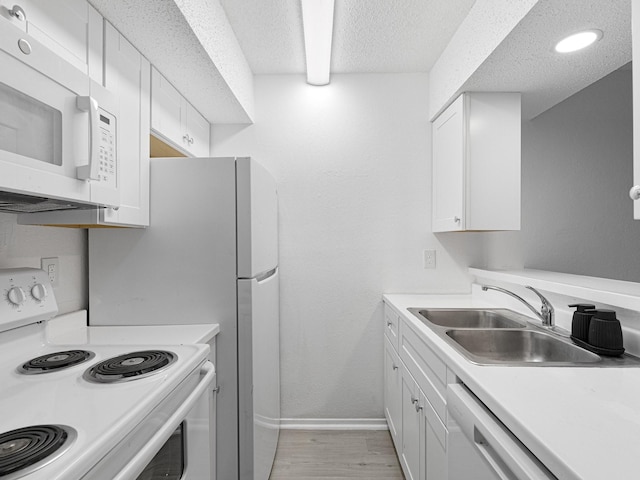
[279,418,389,430]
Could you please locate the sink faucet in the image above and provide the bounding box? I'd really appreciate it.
[481,285,555,328]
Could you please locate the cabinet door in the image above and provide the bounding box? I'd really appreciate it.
[151,66,185,149]
[384,337,402,453]
[422,391,447,480]
[432,95,464,232]
[101,23,150,227]
[185,101,210,157]
[401,365,421,480]
[633,1,640,219]
[0,0,103,81]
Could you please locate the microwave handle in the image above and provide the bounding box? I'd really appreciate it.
[76,96,100,181]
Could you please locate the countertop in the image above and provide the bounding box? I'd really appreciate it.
[46,310,220,346]
[384,293,640,480]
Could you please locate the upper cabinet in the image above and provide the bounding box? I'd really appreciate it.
[151,67,210,158]
[100,22,150,227]
[432,93,521,232]
[0,0,103,82]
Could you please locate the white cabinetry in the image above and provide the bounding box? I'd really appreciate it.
[151,67,210,157]
[100,23,150,227]
[632,2,640,219]
[383,301,455,480]
[431,92,521,232]
[0,0,103,82]
[400,363,422,480]
[384,336,402,452]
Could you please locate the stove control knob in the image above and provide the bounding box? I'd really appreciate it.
[31,283,47,302]
[7,287,26,306]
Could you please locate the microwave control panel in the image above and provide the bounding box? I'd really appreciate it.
[98,109,116,188]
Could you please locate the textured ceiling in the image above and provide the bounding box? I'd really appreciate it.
[89,0,254,123]
[462,0,631,119]
[218,0,477,74]
[88,0,631,124]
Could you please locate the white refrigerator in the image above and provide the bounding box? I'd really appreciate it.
[88,157,280,480]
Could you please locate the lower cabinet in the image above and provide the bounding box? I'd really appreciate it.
[384,336,402,450]
[400,363,422,480]
[422,390,447,480]
[384,302,451,480]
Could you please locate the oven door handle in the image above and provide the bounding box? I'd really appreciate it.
[112,361,216,480]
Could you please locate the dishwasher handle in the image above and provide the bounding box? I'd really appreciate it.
[447,384,557,480]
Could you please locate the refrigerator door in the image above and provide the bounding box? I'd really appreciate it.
[238,269,280,480]
[237,157,278,279]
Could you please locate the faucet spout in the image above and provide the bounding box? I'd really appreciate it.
[481,285,555,328]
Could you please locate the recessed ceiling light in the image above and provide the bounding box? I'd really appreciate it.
[554,30,602,53]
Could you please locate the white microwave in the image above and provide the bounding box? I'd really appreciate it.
[0,18,119,213]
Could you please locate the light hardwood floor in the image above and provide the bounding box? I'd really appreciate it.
[268,430,405,479]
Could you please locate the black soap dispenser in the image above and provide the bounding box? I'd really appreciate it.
[569,303,596,342]
[587,309,624,355]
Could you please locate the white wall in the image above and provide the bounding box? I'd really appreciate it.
[516,67,640,282]
[0,213,87,314]
[212,74,486,421]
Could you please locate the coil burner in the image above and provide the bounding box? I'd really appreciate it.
[84,350,177,383]
[0,425,77,479]
[19,350,96,374]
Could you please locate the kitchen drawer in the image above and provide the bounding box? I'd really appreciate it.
[384,303,400,351]
[400,318,447,423]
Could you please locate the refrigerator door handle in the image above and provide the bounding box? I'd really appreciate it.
[253,268,278,283]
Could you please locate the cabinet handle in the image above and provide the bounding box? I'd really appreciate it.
[392,364,398,371]
[630,185,640,201]
[189,136,194,145]
[415,402,423,413]
[453,216,461,223]
[411,396,418,405]
[9,4,26,21]
[387,321,393,327]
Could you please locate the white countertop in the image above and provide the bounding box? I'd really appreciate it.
[46,310,220,346]
[384,292,640,480]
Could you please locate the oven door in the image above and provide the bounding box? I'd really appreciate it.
[135,373,216,480]
[90,361,216,480]
[0,21,119,208]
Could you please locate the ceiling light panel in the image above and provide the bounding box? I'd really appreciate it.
[301,0,335,85]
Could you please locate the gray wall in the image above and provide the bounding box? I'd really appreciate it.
[517,67,640,282]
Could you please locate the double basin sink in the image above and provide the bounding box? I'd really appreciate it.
[408,308,640,367]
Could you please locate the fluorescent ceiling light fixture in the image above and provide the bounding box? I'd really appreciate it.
[554,30,602,53]
[301,0,335,86]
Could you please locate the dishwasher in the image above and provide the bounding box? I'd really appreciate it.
[447,384,557,480]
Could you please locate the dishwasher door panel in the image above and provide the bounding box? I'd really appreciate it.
[446,384,557,480]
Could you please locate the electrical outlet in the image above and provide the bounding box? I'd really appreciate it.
[41,257,59,287]
[423,250,436,269]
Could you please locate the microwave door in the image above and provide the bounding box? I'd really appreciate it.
[0,24,118,207]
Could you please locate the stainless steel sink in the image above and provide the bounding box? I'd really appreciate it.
[407,307,640,367]
[409,308,527,329]
[446,329,600,365]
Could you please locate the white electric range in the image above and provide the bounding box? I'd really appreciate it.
[0,268,215,480]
